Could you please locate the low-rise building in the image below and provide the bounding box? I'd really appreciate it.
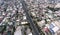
[46,21,60,35]
[14,26,22,35]
[28,33,32,35]
[37,20,45,28]
[55,3,60,8]
[21,21,28,25]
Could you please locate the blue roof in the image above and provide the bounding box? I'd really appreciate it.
[49,28,55,34]
[49,24,54,29]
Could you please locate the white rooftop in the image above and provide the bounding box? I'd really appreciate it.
[55,3,60,8]
[28,33,32,35]
[21,21,28,24]
[52,26,59,32]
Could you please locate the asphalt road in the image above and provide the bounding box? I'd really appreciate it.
[20,0,40,35]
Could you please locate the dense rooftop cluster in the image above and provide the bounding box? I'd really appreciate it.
[0,0,60,35]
